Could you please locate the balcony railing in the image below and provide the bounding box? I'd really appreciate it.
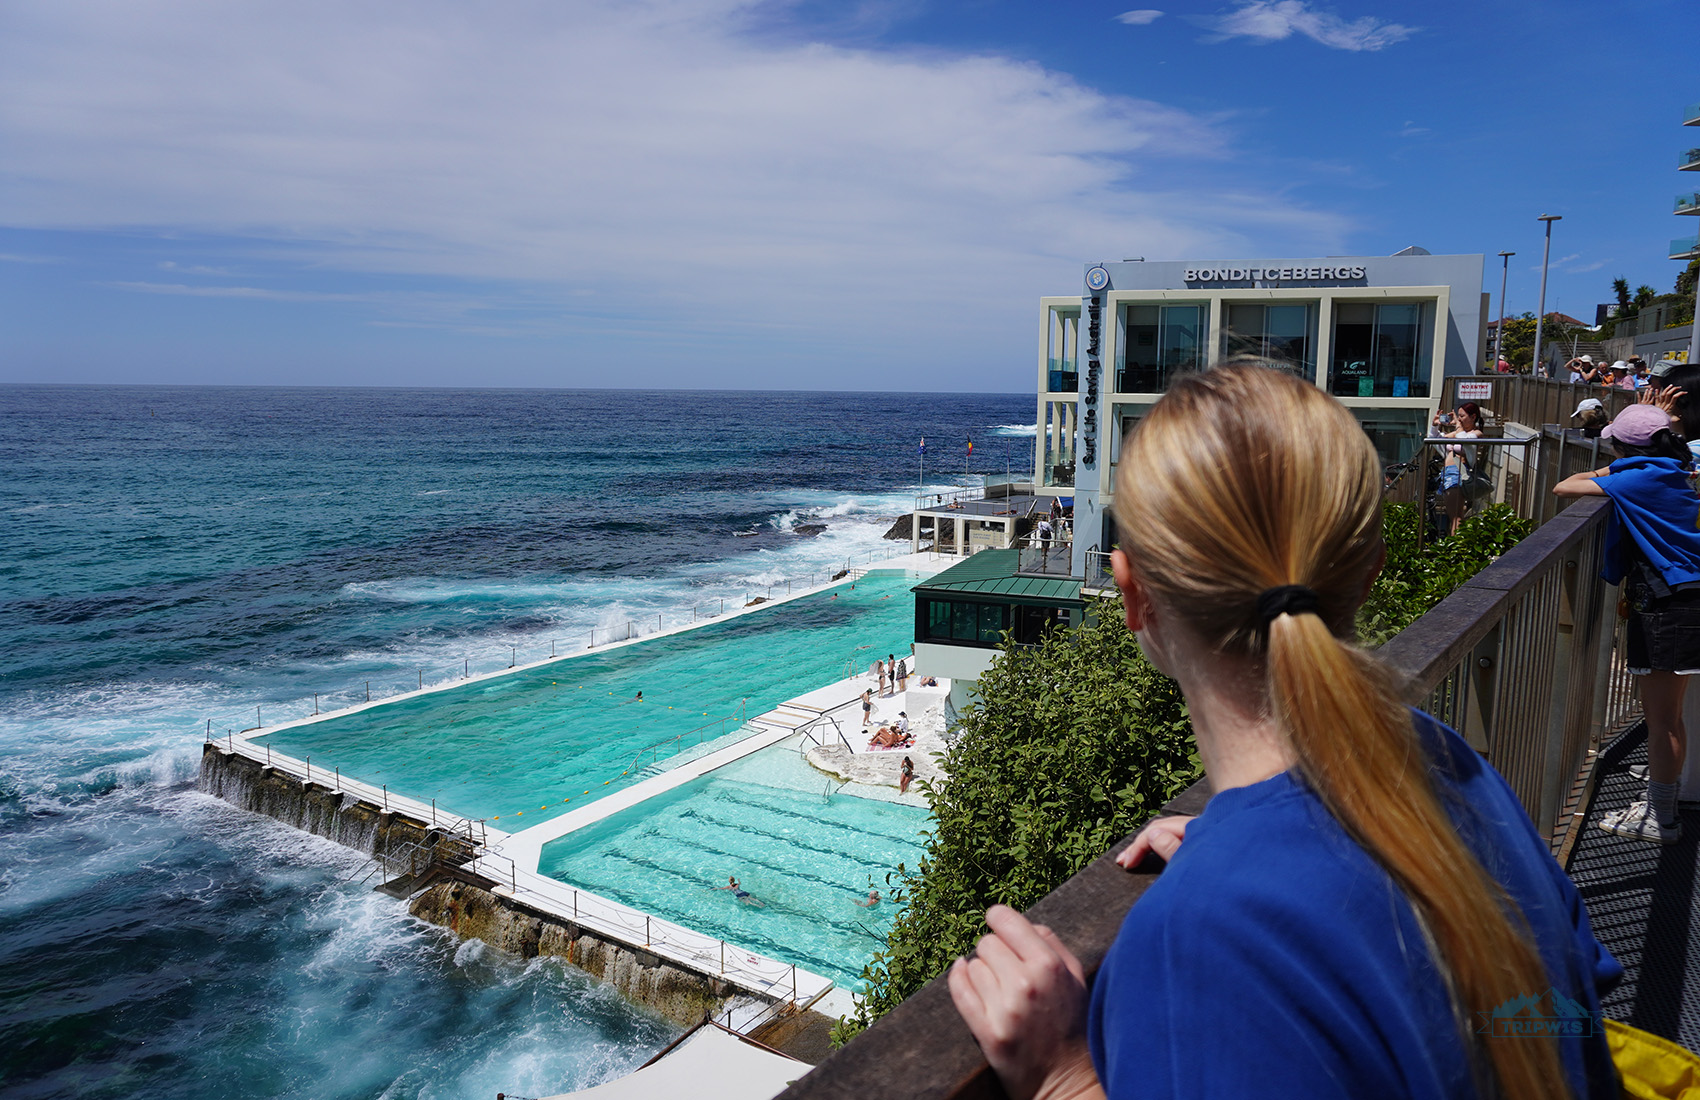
[1046,361,1079,393]
[1686,102,1700,126]
[1682,148,1700,171]
[1676,192,1700,216]
[779,489,1635,1100]
[1015,541,1073,577]
[1672,236,1700,261]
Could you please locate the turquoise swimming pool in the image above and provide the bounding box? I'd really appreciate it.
[254,572,918,824]
[537,742,928,991]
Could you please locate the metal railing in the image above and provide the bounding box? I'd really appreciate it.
[796,712,854,753]
[1015,541,1073,577]
[204,730,488,848]
[1083,549,1114,590]
[202,547,915,747]
[628,704,752,774]
[779,504,1639,1100]
[466,849,821,1012]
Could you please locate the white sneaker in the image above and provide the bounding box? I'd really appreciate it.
[1600,801,1682,845]
[1628,765,1648,781]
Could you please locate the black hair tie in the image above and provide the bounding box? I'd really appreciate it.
[1256,585,1320,625]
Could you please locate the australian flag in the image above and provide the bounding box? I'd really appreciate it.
[919,437,926,455]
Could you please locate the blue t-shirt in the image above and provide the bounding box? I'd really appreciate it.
[1088,713,1621,1100]
[1593,456,1700,589]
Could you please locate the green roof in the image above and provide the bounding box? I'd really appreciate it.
[911,549,1083,605]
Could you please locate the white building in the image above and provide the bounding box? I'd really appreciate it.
[1037,251,1489,576]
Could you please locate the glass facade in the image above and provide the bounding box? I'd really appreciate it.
[1221,303,1317,381]
[1350,407,1428,465]
[1117,303,1206,393]
[921,598,1073,647]
[925,599,1007,645]
[1330,302,1431,399]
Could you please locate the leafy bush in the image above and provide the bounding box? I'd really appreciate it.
[834,597,1196,1043]
[1357,502,1533,647]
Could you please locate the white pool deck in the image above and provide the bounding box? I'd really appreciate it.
[211,549,953,1023]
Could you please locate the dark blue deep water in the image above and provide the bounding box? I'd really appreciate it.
[0,385,1032,1100]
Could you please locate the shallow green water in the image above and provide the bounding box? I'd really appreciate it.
[255,571,918,823]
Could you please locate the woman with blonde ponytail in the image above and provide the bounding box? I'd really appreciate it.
[948,365,1621,1100]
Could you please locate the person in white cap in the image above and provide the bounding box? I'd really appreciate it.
[1572,396,1607,438]
[1566,354,1599,384]
[1611,361,1635,390]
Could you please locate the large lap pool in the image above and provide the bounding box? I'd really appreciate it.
[254,571,918,824]
[537,743,928,992]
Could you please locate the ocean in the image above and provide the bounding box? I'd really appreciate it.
[0,385,1034,1100]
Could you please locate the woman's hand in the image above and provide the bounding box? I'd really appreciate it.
[948,905,1105,1100]
[1116,814,1193,869]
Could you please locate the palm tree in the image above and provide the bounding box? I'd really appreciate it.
[1613,277,1631,315]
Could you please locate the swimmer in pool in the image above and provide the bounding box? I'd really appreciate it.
[715,876,766,907]
[854,889,881,908]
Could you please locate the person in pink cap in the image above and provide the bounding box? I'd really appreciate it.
[1556,402,1700,844]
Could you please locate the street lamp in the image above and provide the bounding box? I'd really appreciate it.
[1531,215,1561,378]
[1494,251,1514,372]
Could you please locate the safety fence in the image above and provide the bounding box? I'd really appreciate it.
[201,544,914,744]
[206,724,835,1021]
[776,495,1640,1100]
[466,849,828,1011]
[204,730,488,849]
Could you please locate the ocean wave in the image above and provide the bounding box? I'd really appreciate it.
[990,423,1038,436]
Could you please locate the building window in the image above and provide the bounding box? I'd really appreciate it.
[1350,407,1429,466]
[923,599,1009,645]
[1222,303,1318,381]
[1118,304,1206,393]
[1330,302,1432,399]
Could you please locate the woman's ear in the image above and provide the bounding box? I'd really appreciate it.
[1111,549,1149,632]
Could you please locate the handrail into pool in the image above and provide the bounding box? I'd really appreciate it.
[776,497,1639,1099]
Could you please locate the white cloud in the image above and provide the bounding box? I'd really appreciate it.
[1116,10,1165,25]
[1203,1,1415,51]
[0,0,1349,384]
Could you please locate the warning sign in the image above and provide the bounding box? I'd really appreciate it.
[1456,380,1493,402]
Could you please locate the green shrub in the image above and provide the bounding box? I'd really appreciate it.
[1357,502,1533,647]
[833,597,1196,1043]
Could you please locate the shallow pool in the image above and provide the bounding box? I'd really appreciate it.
[254,572,917,824]
[537,742,928,991]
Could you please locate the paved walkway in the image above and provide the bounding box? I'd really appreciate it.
[1568,722,1700,1052]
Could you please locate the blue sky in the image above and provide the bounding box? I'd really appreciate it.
[2,0,1695,392]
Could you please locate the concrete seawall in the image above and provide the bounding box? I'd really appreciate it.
[195,744,829,1037]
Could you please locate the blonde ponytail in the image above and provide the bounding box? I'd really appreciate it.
[1115,364,1570,1100]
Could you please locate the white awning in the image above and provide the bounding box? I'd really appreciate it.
[545,1024,807,1100]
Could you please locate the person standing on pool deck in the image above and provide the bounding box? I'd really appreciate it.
[862,688,873,724]
[899,755,915,795]
[874,659,886,696]
[946,364,1619,1100]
